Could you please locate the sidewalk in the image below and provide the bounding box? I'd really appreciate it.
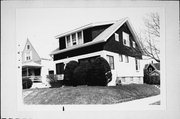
[118,95,160,106]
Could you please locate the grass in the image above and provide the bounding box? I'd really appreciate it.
[23,84,160,105]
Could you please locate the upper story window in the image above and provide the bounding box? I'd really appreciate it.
[66,35,71,47]
[122,32,130,47]
[77,31,83,44]
[27,45,30,50]
[25,51,32,61]
[119,54,123,62]
[115,33,119,42]
[106,55,114,70]
[65,31,84,48]
[124,55,129,63]
[133,41,136,48]
[72,33,76,45]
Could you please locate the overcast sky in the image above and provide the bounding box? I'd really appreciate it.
[16,7,162,58]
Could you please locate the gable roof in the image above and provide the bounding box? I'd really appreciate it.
[144,63,160,70]
[22,39,52,60]
[51,18,143,55]
[22,39,41,62]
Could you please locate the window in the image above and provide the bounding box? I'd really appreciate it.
[27,45,30,50]
[72,33,76,45]
[66,35,71,47]
[56,63,65,74]
[135,59,140,71]
[107,55,114,70]
[78,31,83,44]
[122,32,130,47]
[25,51,32,61]
[119,54,123,62]
[124,55,129,63]
[133,41,136,48]
[115,33,119,41]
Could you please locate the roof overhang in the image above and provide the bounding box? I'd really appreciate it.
[55,20,115,39]
[50,40,105,55]
[22,62,42,68]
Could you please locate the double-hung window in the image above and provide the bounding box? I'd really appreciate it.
[66,35,71,47]
[123,32,130,47]
[72,33,76,45]
[77,31,83,44]
[107,55,114,70]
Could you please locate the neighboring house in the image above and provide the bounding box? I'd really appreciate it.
[50,18,144,86]
[22,39,54,88]
[144,63,160,77]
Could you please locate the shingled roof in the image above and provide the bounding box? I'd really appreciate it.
[51,18,143,55]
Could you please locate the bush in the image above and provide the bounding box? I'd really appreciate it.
[22,77,33,89]
[47,74,63,88]
[143,70,160,85]
[64,60,79,86]
[73,61,92,86]
[89,57,112,86]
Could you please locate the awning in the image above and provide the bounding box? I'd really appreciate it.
[22,62,42,67]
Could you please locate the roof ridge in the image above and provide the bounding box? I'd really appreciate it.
[55,19,118,39]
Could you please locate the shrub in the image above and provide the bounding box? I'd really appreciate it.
[89,57,112,86]
[143,70,160,85]
[46,74,63,88]
[22,77,33,89]
[64,60,79,86]
[73,61,92,86]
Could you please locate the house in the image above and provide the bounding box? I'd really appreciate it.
[22,39,54,88]
[50,18,144,86]
[144,63,160,77]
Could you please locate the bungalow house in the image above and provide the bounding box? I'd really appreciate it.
[50,18,144,86]
[144,63,160,78]
[22,39,54,88]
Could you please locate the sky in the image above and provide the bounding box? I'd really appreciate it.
[16,7,162,59]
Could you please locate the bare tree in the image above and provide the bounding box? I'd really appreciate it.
[138,12,160,62]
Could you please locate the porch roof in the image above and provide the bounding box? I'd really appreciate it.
[22,62,42,67]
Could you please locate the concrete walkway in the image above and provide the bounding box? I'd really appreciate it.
[117,95,161,106]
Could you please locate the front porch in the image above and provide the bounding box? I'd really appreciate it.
[22,62,42,83]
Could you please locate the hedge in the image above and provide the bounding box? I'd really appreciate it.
[22,77,33,89]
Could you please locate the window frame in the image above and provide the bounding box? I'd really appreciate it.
[122,32,130,47]
[107,55,115,70]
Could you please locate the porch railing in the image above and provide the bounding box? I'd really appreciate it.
[22,76,42,83]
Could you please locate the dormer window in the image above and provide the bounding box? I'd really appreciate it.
[123,32,130,47]
[66,35,71,47]
[115,33,119,42]
[65,31,84,48]
[72,33,76,45]
[78,31,83,44]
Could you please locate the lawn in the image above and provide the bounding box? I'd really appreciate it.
[23,84,160,104]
